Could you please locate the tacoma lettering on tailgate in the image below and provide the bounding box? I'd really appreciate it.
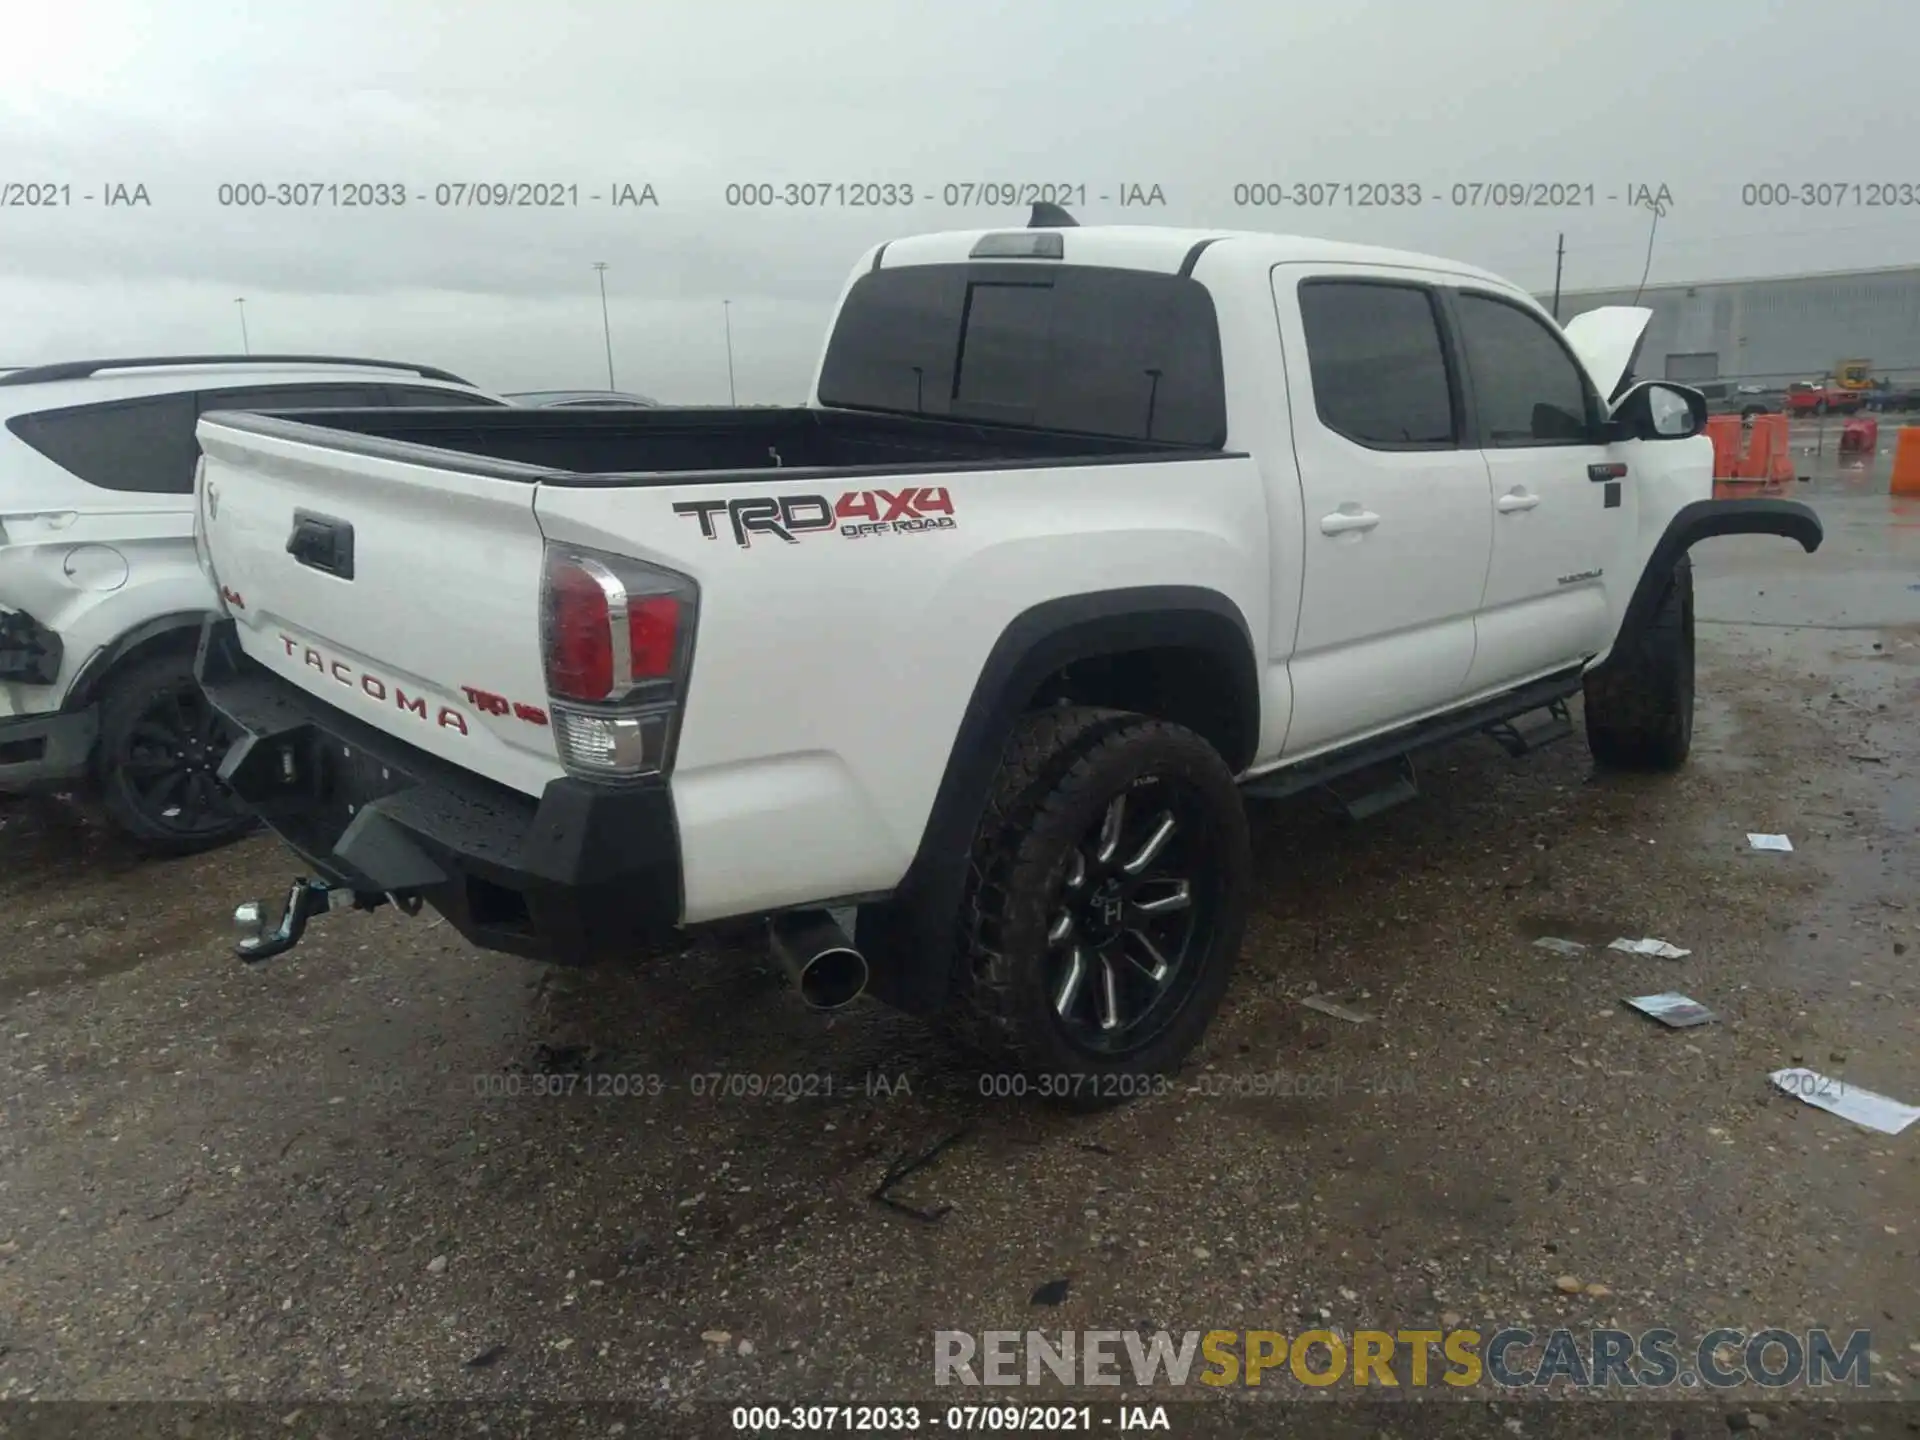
[278,633,470,734]
[673,486,956,548]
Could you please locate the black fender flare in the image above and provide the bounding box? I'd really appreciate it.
[63,610,212,712]
[854,585,1259,1016]
[1593,498,1821,679]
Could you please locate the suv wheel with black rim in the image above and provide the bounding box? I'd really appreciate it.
[952,706,1251,1108]
[94,651,258,855]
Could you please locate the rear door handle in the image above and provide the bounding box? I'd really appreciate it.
[1495,490,1540,513]
[287,510,355,579]
[1319,507,1381,536]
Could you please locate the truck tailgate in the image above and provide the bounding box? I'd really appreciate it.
[196,417,562,797]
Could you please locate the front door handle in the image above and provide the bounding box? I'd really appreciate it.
[1495,490,1540,513]
[1319,507,1381,536]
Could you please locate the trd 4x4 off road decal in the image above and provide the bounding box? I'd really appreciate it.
[673,486,956,548]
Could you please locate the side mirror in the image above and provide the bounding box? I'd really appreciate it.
[1611,381,1707,441]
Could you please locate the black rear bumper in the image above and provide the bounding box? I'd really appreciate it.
[195,618,683,962]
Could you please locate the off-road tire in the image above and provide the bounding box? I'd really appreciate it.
[95,651,258,856]
[1583,557,1695,772]
[950,706,1251,1109]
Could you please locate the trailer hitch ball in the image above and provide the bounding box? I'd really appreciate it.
[233,877,332,964]
[234,900,265,940]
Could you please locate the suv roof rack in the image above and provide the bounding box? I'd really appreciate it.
[0,354,473,388]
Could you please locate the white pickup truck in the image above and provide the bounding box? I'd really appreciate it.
[192,211,1821,1101]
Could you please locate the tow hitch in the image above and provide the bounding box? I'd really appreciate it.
[233,878,421,963]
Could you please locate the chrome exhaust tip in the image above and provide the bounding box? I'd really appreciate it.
[769,910,869,1011]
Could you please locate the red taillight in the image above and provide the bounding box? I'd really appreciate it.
[545,558,615,701]
[629,594,679,679]
[541,544,699,780]
[542,548,695,705]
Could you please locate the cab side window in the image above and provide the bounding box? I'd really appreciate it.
[1298,281,1458,449]
[1453,293,1599,446]
[6,393,200,494]
[196,384,386,412]
[383,386,505,406]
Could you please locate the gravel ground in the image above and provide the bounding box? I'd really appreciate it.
[0,465,1915,1438]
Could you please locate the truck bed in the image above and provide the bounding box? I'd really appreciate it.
[199,403,1211,484]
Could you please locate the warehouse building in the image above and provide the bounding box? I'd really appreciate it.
[1537,264,1920,388]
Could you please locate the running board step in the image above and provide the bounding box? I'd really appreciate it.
[1485,699,1573,758]
[1325,755,1420,822]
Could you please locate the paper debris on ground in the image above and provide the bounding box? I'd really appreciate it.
[1300,995,1372,1024]
[1747,833,1794,852]
[1624,993,1716,1028]
[1608,937,1691,959]
[1532,936,1588,956]
[1769,1068,1920,1136]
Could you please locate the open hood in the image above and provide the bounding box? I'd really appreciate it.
[1561,306,1653,404]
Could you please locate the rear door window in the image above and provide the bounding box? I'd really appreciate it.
[1297,280,1458,448]
[6,393,200,494]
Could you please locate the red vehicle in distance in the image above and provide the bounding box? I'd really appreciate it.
[1783,380,1866,416]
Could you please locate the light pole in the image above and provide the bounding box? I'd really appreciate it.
[234,298,250,355]
[723,300,737,405]
[592,262,615,389]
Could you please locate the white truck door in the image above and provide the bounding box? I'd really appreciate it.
[1269,266,1494,758]
[1449,288,1631,697]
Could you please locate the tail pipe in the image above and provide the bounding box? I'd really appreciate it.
[769,910,868,1011]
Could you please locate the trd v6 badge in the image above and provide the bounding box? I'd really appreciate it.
[674,486,956,548]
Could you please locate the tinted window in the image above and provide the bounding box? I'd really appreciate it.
[7,393,200,494]
[198,384,386,412]
[1297,282,1455,447]
[1454,293,1596,445]
[818,263,1226,446]
[384,385,504,407]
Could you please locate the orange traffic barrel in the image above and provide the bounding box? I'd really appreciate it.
[1705,415,1743,478]
[1893,426,1920,495]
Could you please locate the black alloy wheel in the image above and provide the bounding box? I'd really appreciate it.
[952,707,1252,1103]
[123,685,241,831]
[97,653,257,853]
[1043,779,1222,1055]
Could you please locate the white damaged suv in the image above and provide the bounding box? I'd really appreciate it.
[0,355,505,852]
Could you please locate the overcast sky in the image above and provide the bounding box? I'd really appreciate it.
[3,0,1916,400]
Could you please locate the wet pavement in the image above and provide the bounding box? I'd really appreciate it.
[0,451,1916,1435]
